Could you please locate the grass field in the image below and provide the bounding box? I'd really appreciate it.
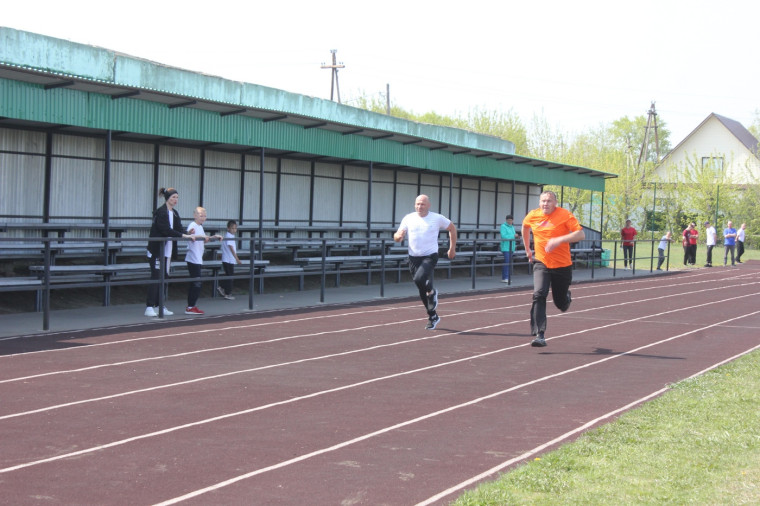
[453,326,760,505]
[601,242,756,272]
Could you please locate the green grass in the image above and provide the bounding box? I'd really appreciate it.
[601,242,757,271]
[452,351,760,505]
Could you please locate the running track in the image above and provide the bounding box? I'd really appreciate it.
[2,263,759,505]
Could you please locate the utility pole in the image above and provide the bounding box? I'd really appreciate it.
[637,101,661,169]
[320,49,345,103]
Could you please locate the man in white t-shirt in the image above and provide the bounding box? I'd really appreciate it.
[704,220,717,267]
[394,195,457,330]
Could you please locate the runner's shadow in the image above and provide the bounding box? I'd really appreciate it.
[539,347,684,360]
[456,330,528,338]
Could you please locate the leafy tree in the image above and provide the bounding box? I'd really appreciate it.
[610,115,671,166]
[349,91,760,244]
[654,151,741,231]
[749,109,760,141]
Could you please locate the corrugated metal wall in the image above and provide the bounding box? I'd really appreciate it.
[0,127,545,239]
[0,76,607,193]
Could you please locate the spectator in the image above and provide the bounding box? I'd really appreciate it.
[500,214,518,282]
[724,220,737,267]
[736,223,746,263]
[145,187,195,317]
[184,207,222,315]
[704,221,716,267]
[682,223,698,266]
[620,219,637,269]
[218,220,241,300]
[657,231,673,271]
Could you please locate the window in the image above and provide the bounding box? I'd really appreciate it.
[701,157,724,179]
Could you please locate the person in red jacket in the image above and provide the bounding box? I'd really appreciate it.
[682,222,698,266]
[620,219,637,269]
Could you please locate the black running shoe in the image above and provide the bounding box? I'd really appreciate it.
[427,289,438,311]
[557,290,572,313]
[425,313,440,330]
[531,333,547,347]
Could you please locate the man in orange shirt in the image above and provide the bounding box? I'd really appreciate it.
[522,191,585,347]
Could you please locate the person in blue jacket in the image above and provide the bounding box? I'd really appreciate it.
[500,214,518,282]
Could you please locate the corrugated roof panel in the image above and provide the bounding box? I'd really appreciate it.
[0,77,607,192]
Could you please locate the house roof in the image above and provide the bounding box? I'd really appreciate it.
[713,113,759,155]
[660,112,760,166]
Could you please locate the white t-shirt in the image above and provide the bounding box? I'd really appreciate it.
[163,210,175,259]
[221,231,237,263]
[705,226,717,246]
[738,228,746,242]
[658,234,670,250]
[397,211,451,256]
[185,222,205,264]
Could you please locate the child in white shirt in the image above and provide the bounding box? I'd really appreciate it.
[218,220,242,300]
[184,207,221,315]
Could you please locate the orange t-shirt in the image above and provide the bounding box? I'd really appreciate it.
[523,206,582,269]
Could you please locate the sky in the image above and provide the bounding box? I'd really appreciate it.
[3,0,759,145]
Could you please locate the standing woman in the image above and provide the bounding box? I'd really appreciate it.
[145,187,194,317]
[682,223,694,266]
[687,222,699,265]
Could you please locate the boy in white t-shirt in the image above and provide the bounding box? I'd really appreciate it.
[185,207,222,315]
[218,220,242,300]
[394,195,457,330]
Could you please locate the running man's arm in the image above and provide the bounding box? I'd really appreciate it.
[446,222,457,259]
[546,228,585,253]
[522,225,533,262]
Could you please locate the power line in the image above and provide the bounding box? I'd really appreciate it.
[320,49,345,103]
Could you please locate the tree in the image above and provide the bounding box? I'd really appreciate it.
[610,115,671,166]
[656,150,742,231]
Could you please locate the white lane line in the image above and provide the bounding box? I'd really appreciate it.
[417,339,760,506]
[153,310,760,506]
[3,278,758,388]
[3,293,758,478]
[1,275,758,407]
[0,306,410,356]
[4,269,752,353]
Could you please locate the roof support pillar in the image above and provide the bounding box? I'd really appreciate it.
[258,148,265,243]
[102,130,112,265]
[43,131,52,223]
[308,160,315,226]
[367,161,373,236]
[238,153,245,225]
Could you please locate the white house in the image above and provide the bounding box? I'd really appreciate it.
[654,113,760,184]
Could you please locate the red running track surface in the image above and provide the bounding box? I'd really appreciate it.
[1,262,759,505]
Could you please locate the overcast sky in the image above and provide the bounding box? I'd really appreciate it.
[4,0,758,144]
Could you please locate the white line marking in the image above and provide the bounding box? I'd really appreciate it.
[416,340,760,505]
[153,310,760,505]
[3,294,758,482]
[3,279,758,386]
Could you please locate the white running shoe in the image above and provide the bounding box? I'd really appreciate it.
[144,306,158,317]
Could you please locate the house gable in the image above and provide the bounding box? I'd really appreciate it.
[655,113,760,184]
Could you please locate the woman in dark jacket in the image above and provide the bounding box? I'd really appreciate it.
[145,187,193,316]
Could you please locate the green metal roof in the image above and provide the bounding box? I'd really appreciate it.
[0,27,614,191]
